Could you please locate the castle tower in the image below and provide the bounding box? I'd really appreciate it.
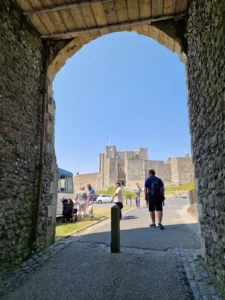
[167,156,172,164]
[136,147,148,160]
[104,145,117,159]
[98,153,105,172]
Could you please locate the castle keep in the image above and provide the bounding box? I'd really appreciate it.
[74,146,194,191]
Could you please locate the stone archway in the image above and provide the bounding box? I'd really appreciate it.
[47,23,186,86]
[46,25,187,240]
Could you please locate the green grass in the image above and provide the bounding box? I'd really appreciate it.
[96,182,195,198]
[55,205,131,241]
[165,181,195,195]
[96,186,135,199]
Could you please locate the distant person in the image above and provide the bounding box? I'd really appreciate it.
[112,182,124,220]
[75,186,88,221]
[144,170,165,230]
[134,183,142,208]
[88,201,94,220]
[87,184,95,207]
[72,196,78,222]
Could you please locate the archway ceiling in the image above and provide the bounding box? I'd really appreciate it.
[17,0,187,40]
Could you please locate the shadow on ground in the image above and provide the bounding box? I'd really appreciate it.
[3,220,200,300]
[121,215,138,220]
[57,222,200,251]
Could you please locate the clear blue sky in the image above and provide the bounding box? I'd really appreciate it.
[53,32,190,175]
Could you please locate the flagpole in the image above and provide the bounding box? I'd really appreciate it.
[109,136,110,146]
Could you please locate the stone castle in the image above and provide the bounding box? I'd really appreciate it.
[74,146,194,191]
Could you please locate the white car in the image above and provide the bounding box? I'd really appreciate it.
[96,194,113,204]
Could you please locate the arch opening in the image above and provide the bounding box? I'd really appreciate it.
[50,31,194,240]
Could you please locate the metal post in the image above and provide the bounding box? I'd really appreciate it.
[111,205,120,253]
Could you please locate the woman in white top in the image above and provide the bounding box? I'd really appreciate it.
[74,186,88,221]
[112,182,124,220]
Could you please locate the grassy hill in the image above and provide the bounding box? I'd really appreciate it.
[96,186,135,199]
[96,181,195,198]
[165,181,195,195]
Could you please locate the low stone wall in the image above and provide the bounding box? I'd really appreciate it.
[74,172,104,192]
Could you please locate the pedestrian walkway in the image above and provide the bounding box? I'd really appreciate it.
[1,198,221,300]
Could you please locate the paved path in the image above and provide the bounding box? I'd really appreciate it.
[3,198,202,300]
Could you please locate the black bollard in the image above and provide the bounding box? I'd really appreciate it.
[111,205,120,253]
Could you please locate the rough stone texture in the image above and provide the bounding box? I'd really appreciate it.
[188,189,197,217]
[73,172,103,191]
[175,248,221,300]
[187,0,225,288]
[125,158,146,188]
[0,1,43,276]
[170,155,195,185]
[74,145,194,190]
[145,159,172,184]
[0,1,57,276]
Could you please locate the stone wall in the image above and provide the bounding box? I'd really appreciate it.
[170,158,179,184]
[137,147,148,160]
[187,0,225,286]
[98,153,104,173]
[0,1,37,276]
[108,159,118,187]
[105,145,116,159]
[125,159,145,188]
[0,1,58,276]
[145,160,172,184]
[187,189,197,216]
[170,157,194,185]
[74,173,103,192]
[103,158,109,188]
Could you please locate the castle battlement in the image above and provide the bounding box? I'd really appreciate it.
[74,146,194,191]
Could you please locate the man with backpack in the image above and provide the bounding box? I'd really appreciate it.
[144,170,165,230]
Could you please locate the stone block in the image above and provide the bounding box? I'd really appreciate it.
[197,204,203,220]
[48,205,56,217]
[50,182,57,194]
[47,121,54,135]
[47,142,54,154]
[48,103,55,117]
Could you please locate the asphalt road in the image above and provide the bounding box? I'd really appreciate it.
[3,197,200,300]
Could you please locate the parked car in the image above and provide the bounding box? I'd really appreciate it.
[92,194,99,203]
[96,194,113,204]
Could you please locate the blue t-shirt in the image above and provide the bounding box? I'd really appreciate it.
[144,176,164,196]
[88,187,95,200]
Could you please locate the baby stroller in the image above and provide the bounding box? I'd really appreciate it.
[62,198,74,223]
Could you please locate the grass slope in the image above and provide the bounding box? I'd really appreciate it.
[55,205,131,241]
[165,181,195,195]
[96,186,136,199]
[97,182,195,198]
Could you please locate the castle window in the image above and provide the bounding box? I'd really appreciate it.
[119,167,122,172]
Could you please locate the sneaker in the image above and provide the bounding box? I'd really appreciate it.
[150,223,156,227]
[158,223,164,230]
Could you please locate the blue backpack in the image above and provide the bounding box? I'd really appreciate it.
[149,179,161,197]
